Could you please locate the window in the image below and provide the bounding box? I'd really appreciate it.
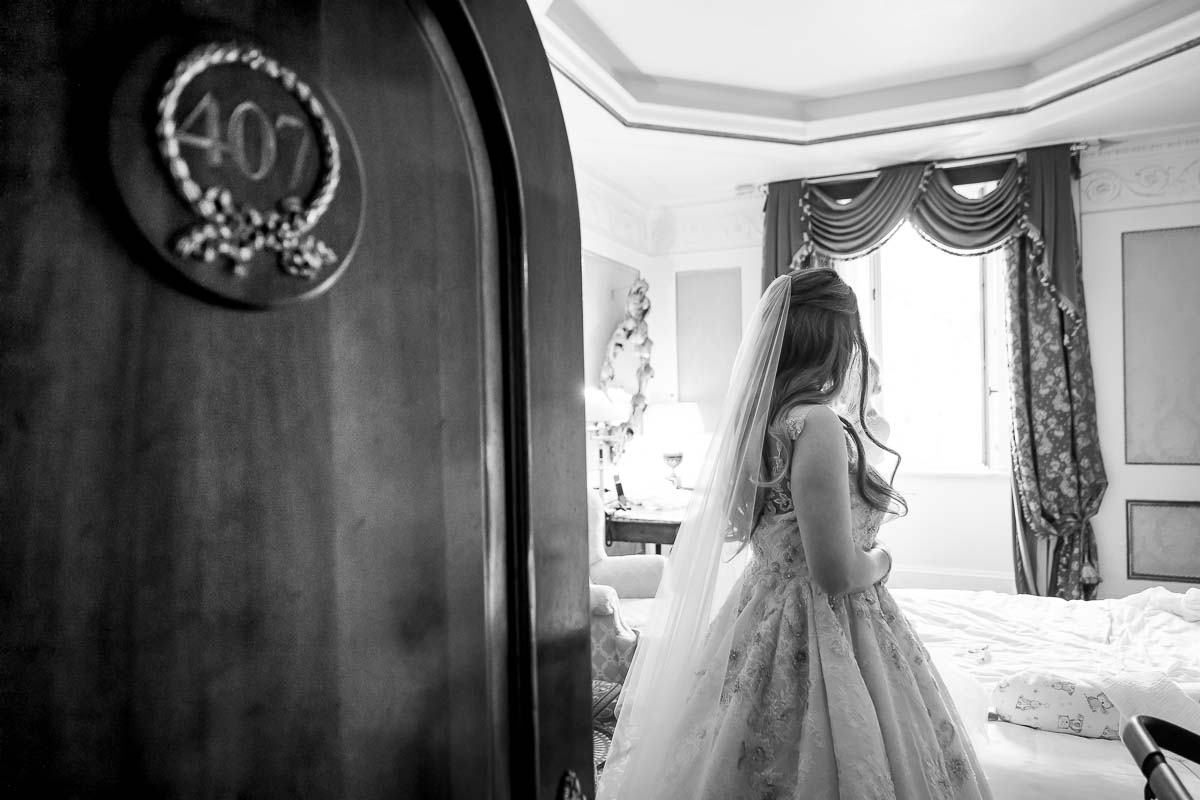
[835,202,1009,473]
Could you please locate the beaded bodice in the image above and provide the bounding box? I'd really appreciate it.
[750,406,886,586]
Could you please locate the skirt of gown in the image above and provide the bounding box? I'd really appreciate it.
[651,512,993,800]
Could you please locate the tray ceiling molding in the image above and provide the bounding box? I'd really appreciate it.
[537,0,1200,146]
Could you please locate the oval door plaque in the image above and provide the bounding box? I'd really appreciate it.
[111,37,364,308]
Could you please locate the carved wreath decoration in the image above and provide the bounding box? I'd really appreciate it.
[156,41,341,280]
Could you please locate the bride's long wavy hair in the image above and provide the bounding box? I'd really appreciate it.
[755,268,907,521]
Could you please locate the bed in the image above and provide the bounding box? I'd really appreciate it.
[893,587,1200,799]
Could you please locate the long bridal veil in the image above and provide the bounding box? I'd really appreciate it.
[597,275,792,799]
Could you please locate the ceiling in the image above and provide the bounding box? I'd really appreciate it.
[529,0,1200,206]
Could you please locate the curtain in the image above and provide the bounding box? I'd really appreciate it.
[761,179,806,289]
[801,164,927,261]
[1006,149,1106,600]
[761,144,1107,599]
[910,161,1023,254]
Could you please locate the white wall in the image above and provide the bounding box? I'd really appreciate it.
[1078,130,1200,599]
[883,474,1014,593]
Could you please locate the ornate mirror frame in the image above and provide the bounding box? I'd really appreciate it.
[598,276,654,455]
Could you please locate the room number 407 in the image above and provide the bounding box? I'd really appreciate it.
[176,91,311,189]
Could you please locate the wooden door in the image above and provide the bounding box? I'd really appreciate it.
[0,1,591,797]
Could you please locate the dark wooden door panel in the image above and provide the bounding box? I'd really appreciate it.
[457,2,592,795]
[0,0,589,797]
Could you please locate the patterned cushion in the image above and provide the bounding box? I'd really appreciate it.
[593,679,621,726]
[990,671,1119,740]
[591,611,637,684]
[592,680,622,779]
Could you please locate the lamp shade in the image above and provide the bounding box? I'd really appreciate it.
[643,401,705,448]
[583,386,626,422]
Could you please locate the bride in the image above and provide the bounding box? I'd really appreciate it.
[597,268,991,800]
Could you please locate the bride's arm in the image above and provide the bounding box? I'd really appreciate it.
[789,405,891,596]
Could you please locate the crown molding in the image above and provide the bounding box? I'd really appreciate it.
[1086,130,1200,160]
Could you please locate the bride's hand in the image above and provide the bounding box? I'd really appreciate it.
[843,547,892,594]
[875,545,893,584]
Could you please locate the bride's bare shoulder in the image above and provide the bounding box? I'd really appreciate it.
[783,403,839,441]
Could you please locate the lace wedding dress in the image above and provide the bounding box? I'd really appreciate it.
[621,405,992,800]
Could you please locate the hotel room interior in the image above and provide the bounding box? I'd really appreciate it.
[2,0,1199,798]
[555,0,1200,797]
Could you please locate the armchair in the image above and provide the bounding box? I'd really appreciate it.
[587,489,666,683]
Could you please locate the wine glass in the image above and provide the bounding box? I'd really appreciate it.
[662,451,683,488]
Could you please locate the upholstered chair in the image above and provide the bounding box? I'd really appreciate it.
[587,489,666,683]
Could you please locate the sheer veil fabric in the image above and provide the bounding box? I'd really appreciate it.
[597,275,792,799]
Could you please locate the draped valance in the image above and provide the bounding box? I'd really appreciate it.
[762,145,1081,341]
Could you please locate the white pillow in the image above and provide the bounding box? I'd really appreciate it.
[990,671,1119,740]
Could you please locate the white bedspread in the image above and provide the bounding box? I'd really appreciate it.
[893,587,1200,800]
[974,721,1200,800]
[893,587,1200,698]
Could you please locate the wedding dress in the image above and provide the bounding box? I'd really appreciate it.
[636,407,991,798]
[597,273,992,800]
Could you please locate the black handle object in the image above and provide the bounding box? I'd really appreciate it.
[613,473,630,510]
[1122,715,1200,800]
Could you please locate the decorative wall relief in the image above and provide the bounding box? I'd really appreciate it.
[1079,135,1200,213]
[576,169,763,257]
[1082,161,1200,206]
[576,173,653,254]
[651,195,765,255]
[1126,500,1200,583]
[111,37,364,307]
[1122,226,1200,464]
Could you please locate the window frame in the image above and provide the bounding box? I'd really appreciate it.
[847,230,1010,477]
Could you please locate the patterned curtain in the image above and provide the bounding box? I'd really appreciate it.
[761,145,1108,598]
[1006,149,1107,600]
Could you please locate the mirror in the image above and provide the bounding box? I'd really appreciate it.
[580,253,657,508]
[580,252,655,458]
[580,251,639,395]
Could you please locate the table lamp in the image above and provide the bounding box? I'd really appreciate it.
[583,386,632,505]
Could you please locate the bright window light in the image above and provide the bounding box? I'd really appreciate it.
[835,217,1009,473]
